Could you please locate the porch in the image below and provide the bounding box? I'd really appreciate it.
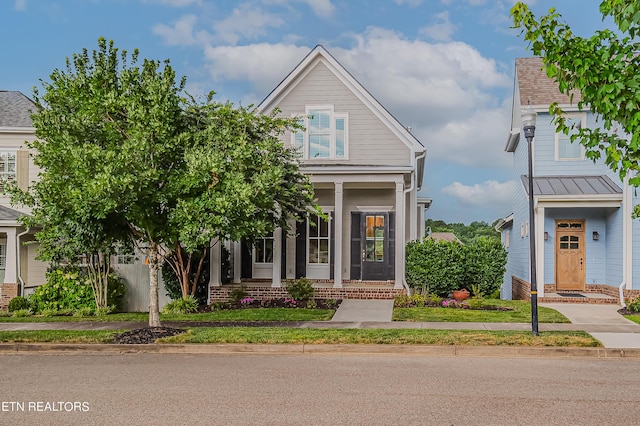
[512,276,638,305]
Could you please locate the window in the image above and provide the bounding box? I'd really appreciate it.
[308,214,329,264]
[365,215,385,262]
[556,114,585,160]
[0,151,16,191]
[504,230,510,248]
[0,243,5,269]
[255,236,274,264]
[292,106,348,159]
[116,254,137,265]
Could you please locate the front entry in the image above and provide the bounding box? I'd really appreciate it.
[349,212,395,281]
[555,220,586,291]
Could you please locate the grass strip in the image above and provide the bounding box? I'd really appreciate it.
[0,328,599,347]
[624,315,640,325]
[393,300,569,323]
[0,309,334,323]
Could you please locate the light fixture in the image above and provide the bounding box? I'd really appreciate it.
[544,232,549,241]
[593,231,599,241]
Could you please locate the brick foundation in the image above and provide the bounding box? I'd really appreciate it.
[0,283,19,310]
[513,276,637,304]
[209,281,405,303]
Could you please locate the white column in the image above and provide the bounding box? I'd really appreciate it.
[623,176,633,289]
[272,227,282,287]
[536,206,545,297]
[394,182,404,289]
[286,220,296,279]
[409,185,417,241]
[209,238,221,287]
[3,228,17,284]
[233,241,241,284]
[334,182,343,288]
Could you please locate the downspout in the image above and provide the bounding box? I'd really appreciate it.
[17,228,29,297]
[402,150,427,296]
[619,281,626,309]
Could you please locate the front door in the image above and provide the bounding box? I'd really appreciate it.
[361,213,389,280]
[555,220,586,291]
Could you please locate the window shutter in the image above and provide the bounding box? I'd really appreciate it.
[240,241,252,279]
[350,212,361,280]
[16,149,29,191]
[295,221,306,278]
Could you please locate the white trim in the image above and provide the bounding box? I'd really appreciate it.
[0,127,34,134]
[536,206,545,297]
[333,183,343,287]
[623,176,633,289]
[356,205,393,212]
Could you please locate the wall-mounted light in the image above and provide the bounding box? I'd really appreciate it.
[544,232,549,241]
[593,231,599,241]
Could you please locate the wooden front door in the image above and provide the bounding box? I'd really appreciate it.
[555,220,586,291]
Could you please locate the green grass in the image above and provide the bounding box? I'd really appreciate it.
[0,309,334,323]
[393,299,570,323]
[0,328,599,347]
[624,315,640,325]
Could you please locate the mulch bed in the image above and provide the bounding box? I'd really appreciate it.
[114,327,186,344]
[618,308,640,316]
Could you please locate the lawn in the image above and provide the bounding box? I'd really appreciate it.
[0,309,334,323]
[624,315,640,325]
[393,299,570,323]
[0,328,599,347]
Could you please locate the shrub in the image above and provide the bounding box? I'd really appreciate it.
[73,307,95,317]
[463,238,507,297]
[0,310,11,317]
[286,277,315,301]
[229,286,248,303]
[11,308,32,317]
[628,296,640,313]
[162,249,210,304]
[8,296,29,312]
[94,305,115,317]
[162,295,199,315]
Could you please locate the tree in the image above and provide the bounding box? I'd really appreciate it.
[165,97,316,300]
[511,1,640,215]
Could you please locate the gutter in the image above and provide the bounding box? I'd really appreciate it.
[620,282,627,309]
[17,228,29,297]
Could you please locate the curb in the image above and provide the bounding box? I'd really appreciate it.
[2,343,640,358]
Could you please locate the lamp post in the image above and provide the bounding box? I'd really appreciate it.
[522,104,539,336]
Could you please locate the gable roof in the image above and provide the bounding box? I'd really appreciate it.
[0,205,26,221]
[521,175,622,196]
[0,91,36,128]
[515,57,581,107]
[426,232,462,244]
[258,45,425,154]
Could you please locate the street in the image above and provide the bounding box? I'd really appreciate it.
[1,352,639,425]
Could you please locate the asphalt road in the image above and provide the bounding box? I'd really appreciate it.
[1,352,639,425]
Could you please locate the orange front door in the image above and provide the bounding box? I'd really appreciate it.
[555,220,586,291]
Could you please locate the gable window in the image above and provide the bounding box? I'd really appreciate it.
[556,114,586,160]
[292,106,348,159]
[0,151,16,192]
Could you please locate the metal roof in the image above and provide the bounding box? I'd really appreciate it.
[521,175,622,196]
[0,91,36,127]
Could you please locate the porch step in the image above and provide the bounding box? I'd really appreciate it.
[540,292,620,304]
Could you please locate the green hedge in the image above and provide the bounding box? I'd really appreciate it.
[406,237,507,297]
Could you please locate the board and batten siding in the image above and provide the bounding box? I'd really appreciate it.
[274,61,411,167]
[0,131,38,214]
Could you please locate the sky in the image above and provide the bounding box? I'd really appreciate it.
[1,0,610,224]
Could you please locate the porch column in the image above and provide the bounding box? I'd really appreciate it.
[209,238,221,287]
[233,241,242,284]
[409,185,417,241]
[3,228,17,284]
[286,219,296,279]
[334,182,343,288]
[394,182,404,289]
[536,206,545,297]
[272,227,282,287]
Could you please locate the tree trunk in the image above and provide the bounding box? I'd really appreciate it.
[148,243,161,327]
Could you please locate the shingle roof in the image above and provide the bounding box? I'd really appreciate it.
[521,175,622,196]
[515,57,582,107]
[0,91,36,127]
[426,232,462,244]
[0,205,25,221]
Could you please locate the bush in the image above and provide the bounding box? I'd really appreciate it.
[405,237,507,298]
[28,267,125,313]
[162,295,199,315]
[162,249,210,304]
[286,277,315,301]
[11,308,32,317]
[628,296,640,312]
[8,296,29,312]
[229,286,248,303]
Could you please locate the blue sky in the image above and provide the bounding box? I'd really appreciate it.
[1,0,609,224]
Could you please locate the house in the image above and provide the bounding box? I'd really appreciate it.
[497,57,640,303]
[0,90,172,311]
[425,232,462,244]
[208,45,429,301]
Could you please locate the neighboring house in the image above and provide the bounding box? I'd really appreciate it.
[0,90,171,311]
[496,57,640,303]
[208,45,429,301]
[425,232,462,244]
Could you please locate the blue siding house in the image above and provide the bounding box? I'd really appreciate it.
[497,57,640,303]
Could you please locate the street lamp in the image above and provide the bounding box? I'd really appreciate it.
[522,104,539,336]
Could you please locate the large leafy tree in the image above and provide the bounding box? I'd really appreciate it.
[511,1,640,215]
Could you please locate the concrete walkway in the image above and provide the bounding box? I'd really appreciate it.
[331,299,394,322]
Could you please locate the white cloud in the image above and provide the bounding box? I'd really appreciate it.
[442,180,514,208]
[263,0,335,18]
[152,15,211,46]
[419,11,456,42]
[213,4,285,45]
[14,0,26,11]
[142,0,202,6]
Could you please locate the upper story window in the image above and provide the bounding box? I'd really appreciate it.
[555,113,586,161]
[0,151,16,192]
[292,106,348,159]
